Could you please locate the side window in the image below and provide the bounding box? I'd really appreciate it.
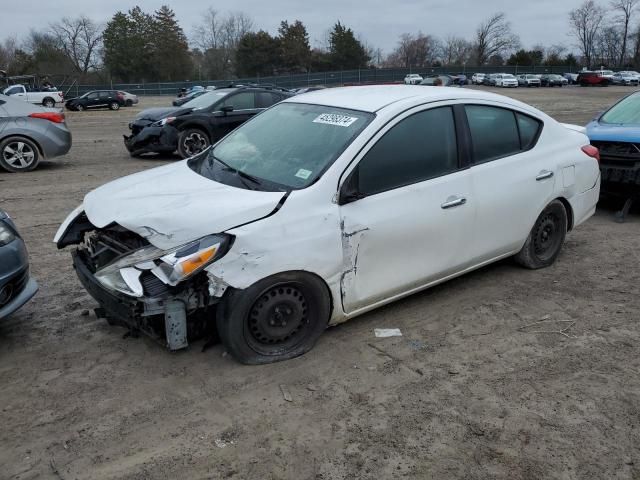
[222,92,255,110]
[87,93,98,100]
[517,113,542,150]
[465,105,521,163]
[5,86,21,95]
[356,107,458,196]
[256,92,281,108]
[99,92,110,99]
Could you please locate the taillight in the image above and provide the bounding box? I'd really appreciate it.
[29,112,65,124]
[581,144,600,164]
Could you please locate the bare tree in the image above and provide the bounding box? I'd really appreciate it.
[473,13,520,65]
[595,24,623,66]
[569,0,605,68]
[610,0,639,66]
[50,16,102,74]
[0,37,18,72]
[386,33,441,68]
[442,35,472,65]
[192,8,253,77]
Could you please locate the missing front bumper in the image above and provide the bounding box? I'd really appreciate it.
[72,249,216,350]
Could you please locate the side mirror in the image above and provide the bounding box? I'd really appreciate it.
[221,105,234,114]
[338,169,365,205]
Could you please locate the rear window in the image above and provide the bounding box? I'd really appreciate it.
[465,105,542,163]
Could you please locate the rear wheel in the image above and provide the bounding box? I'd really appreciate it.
[42,97,55,108]
[109,101,120,110]
[0,136,40,172]
[177,128,210,158]
[217,272,331,364]
[515,200,567,269]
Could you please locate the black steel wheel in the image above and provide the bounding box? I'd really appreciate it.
[515,200,568,269]
[217,272,331,364]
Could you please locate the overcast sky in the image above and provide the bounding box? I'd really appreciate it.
[1,0,588,53]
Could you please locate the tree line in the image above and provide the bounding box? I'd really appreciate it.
[0,2,638,85]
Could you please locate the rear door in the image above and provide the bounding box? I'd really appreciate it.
[463,103,554,262]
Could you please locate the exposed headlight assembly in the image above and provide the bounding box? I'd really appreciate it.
[0,222,16,246]
[95,234,231,297]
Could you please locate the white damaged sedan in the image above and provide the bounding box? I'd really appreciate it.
[55,86,601,363]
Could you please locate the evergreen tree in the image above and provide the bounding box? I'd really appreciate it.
[152,5,192,81]
[328,22,370,70]
[236,31,279,76]
[277,20,311,72]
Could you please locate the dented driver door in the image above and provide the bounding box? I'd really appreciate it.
[338,105,475,315]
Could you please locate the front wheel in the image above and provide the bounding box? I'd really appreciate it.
[177,128,210,158]
[515,200,568,269]
[217,273,331,364]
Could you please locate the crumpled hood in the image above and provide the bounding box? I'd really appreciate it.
[586,120,640,142]
[134,106,190,123]
[83,161,287,250]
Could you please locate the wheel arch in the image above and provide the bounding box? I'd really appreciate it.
[219,269,336,324]
[555,196,574,231]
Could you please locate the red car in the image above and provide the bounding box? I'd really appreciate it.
[577,71,610,87]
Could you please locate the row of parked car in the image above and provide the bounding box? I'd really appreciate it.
[470,70,640,87]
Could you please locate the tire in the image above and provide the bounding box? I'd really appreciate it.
[76,104,85,111]
[217,272,331,364]
[514,200,568,270]
[42,97,55,108]
[109,102,120,110]
[177,128,210,158]
[0,136,40,172]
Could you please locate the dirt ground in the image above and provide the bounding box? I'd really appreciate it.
[1,86,639,480]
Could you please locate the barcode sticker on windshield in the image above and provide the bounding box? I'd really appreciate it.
[295,168,312,179]
[313,113,359,127]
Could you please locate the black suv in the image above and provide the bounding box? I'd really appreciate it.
[124,85,293,158]
[66,90,126,111]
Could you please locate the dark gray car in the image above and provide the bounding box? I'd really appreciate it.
[0,94,72,172]
[0,209,37,320]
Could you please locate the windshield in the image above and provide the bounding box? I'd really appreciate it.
[189,102,374,190]
[183,90,232,110]
[601,93,640,124]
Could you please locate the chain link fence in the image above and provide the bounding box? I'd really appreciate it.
[64,65,580,97]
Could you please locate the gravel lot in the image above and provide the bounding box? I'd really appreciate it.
[1,86,639,480]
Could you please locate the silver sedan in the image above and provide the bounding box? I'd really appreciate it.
[0,94,72,172]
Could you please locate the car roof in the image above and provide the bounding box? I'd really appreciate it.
[283,85,525,113]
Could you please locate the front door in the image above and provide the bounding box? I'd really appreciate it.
[339,105,475,314]
[214,92,259,138]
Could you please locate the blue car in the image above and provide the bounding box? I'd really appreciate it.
[0,210,38,320]
[586,91,640,216]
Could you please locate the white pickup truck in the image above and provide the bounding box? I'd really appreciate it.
[2,84,64,108]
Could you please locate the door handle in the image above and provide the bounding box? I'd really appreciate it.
[536,170,554,181]
[441,196,467,209]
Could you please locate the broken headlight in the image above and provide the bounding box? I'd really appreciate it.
[94,234,231,296]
